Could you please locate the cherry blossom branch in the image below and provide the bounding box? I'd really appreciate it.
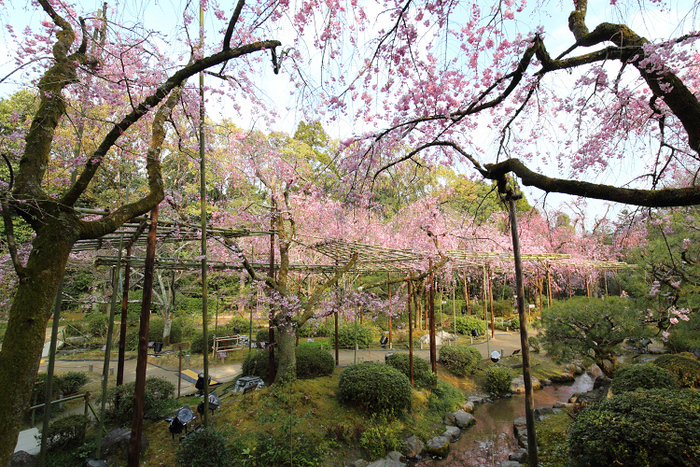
[223,0,246,51]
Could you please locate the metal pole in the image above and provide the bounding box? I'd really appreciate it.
[38,279,63,467]
[199,0,210,424]
[97,236,123,457]
[507,191,538,466]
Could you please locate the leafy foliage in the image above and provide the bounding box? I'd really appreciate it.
[336,322,374,348]
[568,389,700,467]
[427,380,464,414]
[338,363,411,415]
[295,346,335,378]
[385,353,437,389]
[177,427,233,467]
[241,349,275,381]
[610,363,678,394]
[42,414,90,451]
[438,345,481,376]
[103,377,176,425]
[454,316,487,336]
[59,372,88,395]
[359,413,404,461]
[653,354,700,388]
[484,366,513,395]
[541,297,643,377]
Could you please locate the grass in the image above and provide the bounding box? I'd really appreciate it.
[526,409,573,467]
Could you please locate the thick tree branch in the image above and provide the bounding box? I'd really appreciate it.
[484,158,700,207]
[299,253,358,323]
[223,0,246,50]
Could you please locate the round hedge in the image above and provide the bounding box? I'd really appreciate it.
[568,389,700,467]
[438,345,481,376]
[484,366,513,395]
[338,362,412,415]
[653,354,700,388]
[337,322,374,348]
[295,346,335,378]
[454,316,487,336]
[241,349,274,381]
[385,353,437,389]
[610,363,678,395]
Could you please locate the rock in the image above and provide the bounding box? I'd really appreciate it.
[571,377,612,403]
[83,461,108,467]
[386,451,405,463]
[443,412,456,426]
[424,435,450,458]
[553,402,571,409]
[402,435,425,458]
[101,428,148,467]
[518,434,528,449]
[509,448,528,463]
[443,426,461,443]
[453,410,476,429]
[541,379,552,386]
[513,417,527,438]
[498,461,523,467]
[367,453,406,467]
[534,406,554,421]
[510,376,541,393]
[352,460,368,467]
[593,376,612,390]
[10,451,36,467]
[550,374,575,384]
[462,400,475,413]
[468,395,491,405]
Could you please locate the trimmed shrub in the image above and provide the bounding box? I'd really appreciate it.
[190,331,215,354]
[43,414,90,451]
[428,380,464,414]
[508,317,520,331]
[337,322,374,348]
[338,362,411,415]
[241,349,274,381]
[568,389,700,467]
[439,345,481,376]
[104,377,176,424]
[359,414,403,460]
[610,363,678,395]
[385,353,437,389]
[454,316,487,336]
[177,426,232,467]
[148,316,184,344]
[492,300,514,317]
[59,372,88,395]
[223,317,251,335]
[653,354,700,388]
[296,346,335,378]
[84,312,109,338]
[484,366,513,395]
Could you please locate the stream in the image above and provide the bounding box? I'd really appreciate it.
[415,373,595,466]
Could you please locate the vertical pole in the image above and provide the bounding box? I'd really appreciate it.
[407,277,414,387]
[128,205,159,466]
[546,263,553,307]
[465,273,471,315]
[198,0,210,425]
[507,192,538,467]
[334,303,339,366]
[267,203,276,383]
[38,279,63,467]
[482,265,487,321]
[387,271,392,347]
[98,237,123,457]
[488,265,495,339]
[117,245,132,388]
[568,269,572,298]
[428,261,436,374]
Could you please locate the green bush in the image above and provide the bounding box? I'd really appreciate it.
[177,426,232,467]
[492,300,514,317]
[297,320,332,338]
[508,317,520,331]
[359,414,403,460]
[439,345,481,376]
[43,414,91,451]
[255,328,275,343]
[653,354,700,388]
[147,316,184,344]
[385,353,437,389]
[191,331,215,354]
[295,346,335,378]
[528,335,540,353]
[666,312,700,353]
[338,362,411,415]
[484,366,513,395]
[568,389,700,467]
[241,349,274,381]
[610,363,678,395]
[104,377,176,425]
[251,432,321,466]
[337,322,374,348]
[84,312,109,338]
[454,316,487,336]
[428,380,464,414]
[223,317,252,335]
[59,372,88,395]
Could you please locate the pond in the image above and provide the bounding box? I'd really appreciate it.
[415,373,595,466]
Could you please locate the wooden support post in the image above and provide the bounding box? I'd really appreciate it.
[546,263,553,307]
[407,277,414,387]
[387,272,392,346]
[429,263,437,374]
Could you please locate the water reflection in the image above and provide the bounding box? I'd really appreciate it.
[415,373,594,466]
